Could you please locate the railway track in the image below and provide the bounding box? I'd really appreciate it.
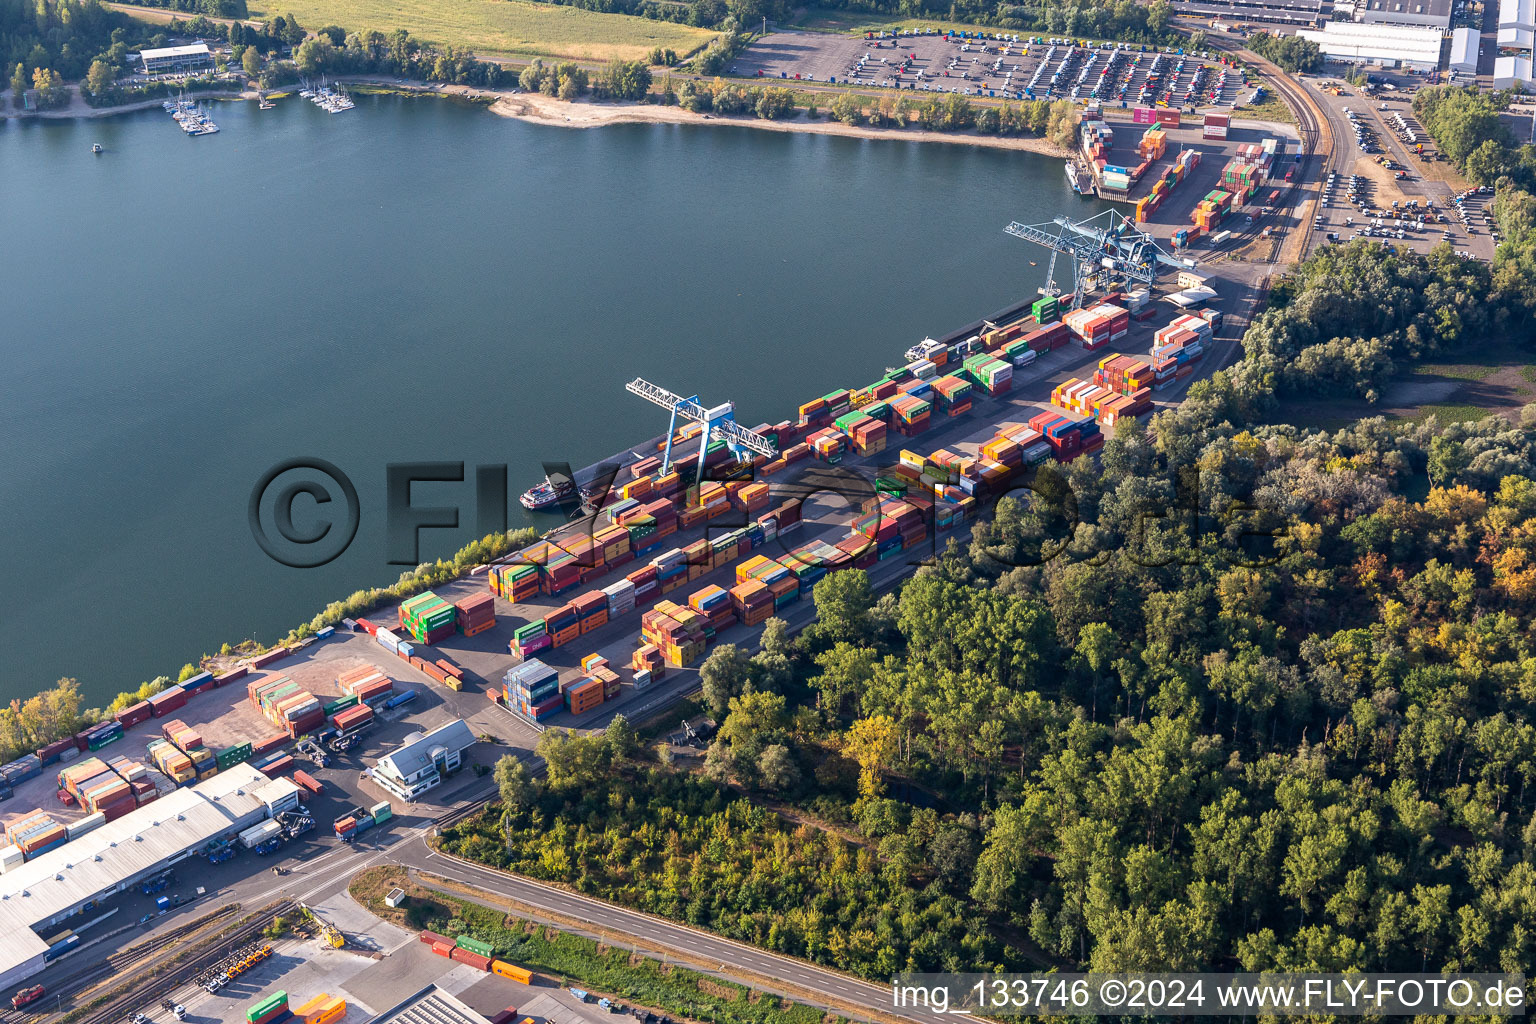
[1195,36,1332,264]
[67,901,294,1024]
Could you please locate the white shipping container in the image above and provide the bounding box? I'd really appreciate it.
[239,819,282,849]
[66,811,106,840]
[0,843,25,872]
[633,669,653,690]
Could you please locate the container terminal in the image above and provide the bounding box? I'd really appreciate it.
[0,154,1278,1003]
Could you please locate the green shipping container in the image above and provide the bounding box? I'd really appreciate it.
[1032,297,1059,323]
[833,412,868,433]
[216,743,254,769]
[247,993,288,1023]
[512,621,547,642]
[862,402,890,422]
[455,935,494,957]
[323,695,360,716]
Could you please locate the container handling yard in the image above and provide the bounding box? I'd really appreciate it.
[0,122,1288,1018]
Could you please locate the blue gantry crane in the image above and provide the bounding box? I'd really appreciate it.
[625,378,778,483]
[1005,209,1190,311]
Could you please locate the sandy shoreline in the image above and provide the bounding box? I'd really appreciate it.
[485,89,1074,156]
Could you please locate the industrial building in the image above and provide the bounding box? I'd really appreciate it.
[365,985,493,1024]
[1356,0,1453,28]
[1170,0,1327,27]
[1449,26,1480,71]
[369,721,475,802]
[1495,53,1534,83]
[138,43,213,75]
[1502,0,1535,32]
[0,764,278,992]
[1298,21,1446,68]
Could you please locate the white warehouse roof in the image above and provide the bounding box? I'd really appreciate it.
[1501,0,1536,30]
[0,763,270,989]
[1450,26,1479,70]
[1495,53,1534,84]
[1499,25,1536,48]
[1298,22,1446,65]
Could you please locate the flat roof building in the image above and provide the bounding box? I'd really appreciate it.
[140,43,213,75]
[1357,0,1453,28]
[1495,53,1534,84]
[1299,21,1446,68]
[365,986,493,1024]
[1501,0,1536,31]
[0,763,270,991]
[370,720,475,802]
[1449,26,1480,70]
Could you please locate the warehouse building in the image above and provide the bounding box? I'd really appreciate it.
[1495,53,1533,84]
[365,986,492,1024]
[0,764,273,991]
[1502,0,1535,32]
[1449,26,1479,71]
[139,43,213,75]
[1298,21,1446,68]
[1357,0,1453,29]
[369,721,475,802]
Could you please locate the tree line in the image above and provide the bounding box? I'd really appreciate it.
[1245,31,1322,74]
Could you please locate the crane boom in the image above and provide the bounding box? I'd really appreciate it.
[1005,210,1188,311]
[625,379,778,471]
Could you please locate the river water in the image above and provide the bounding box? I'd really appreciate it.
[0,92,1095,706]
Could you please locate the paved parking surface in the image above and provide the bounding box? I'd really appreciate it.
[734,30,1245,108]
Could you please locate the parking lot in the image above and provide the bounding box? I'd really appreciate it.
[733,30,1246,107]
[1302,78,1498,259]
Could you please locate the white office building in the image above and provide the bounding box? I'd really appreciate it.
[370,720,476,801]
[139,43,214,75]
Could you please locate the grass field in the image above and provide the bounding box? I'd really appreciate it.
[1234,92,1296,124]
[244,0,717,61]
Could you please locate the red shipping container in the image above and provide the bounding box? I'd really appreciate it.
[213,667,248,686]
[252,731,289,756]
[432,941,454,958]
[449,948,492,971]
[250,648,289,669]
[259,754,294,777]
[420,930,452,945]
[115,701,152,728]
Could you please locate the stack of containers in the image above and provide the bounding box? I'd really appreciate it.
[293,995,346,1024]
[888,394,931,437]
[338,667,394,707]
[161,720,216,780]
[689,585,737,634]
[1088,302,1130,343]
[519,541,579,596]
[76,770,135,819]
[1139,126,1167,160]
[1028,409,1104,462]
[1026,322,1070,352]
[848,415,887,456]
[1051,377,1110,418]
[580,655,622,701]
[1100,162,1132,192]
[5,812,64,857]
[797,396,830,430]
[728,482,771,515]
[640,602,708,667]
[729,579,773,626]
[330,703,374,735]
[736,555,799,611]
[807,428,845,463]
[246,993,290,1024]
[544,604,581,648]
[454,594,495,637]
[504,660,561,720]
[599,580,635,620]
[491,563,540,603]
[82,721,124,750]
[1192,188,1233,231]
[930,376,972,417]
[630,644,665,680]
[963,354,1013,396]
[1064,307,1113,350]
[146,739,195,784]
[979,433,1025,472]
[1152,314,1210,381]
[509,620,550,659]
[1031,295,1060,325]
[573,591,608,634]
[625,564,660,604]
[594,522,632,569]
[399,593,457,646]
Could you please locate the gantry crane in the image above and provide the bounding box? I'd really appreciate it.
[625,379,778,483]
[1004,210,1189,311]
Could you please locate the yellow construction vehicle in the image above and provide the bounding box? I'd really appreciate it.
[300,903,345,949]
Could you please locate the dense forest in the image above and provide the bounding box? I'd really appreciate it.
[1244,31,1322,73]
[446,237,1536,978]
[1,0,145,86]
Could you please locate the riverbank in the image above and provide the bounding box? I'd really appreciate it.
[0,83,250,120]
[487,89,1073,155]
[1,75,1074,156]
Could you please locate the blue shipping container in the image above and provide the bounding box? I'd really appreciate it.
[315,626,335,639]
